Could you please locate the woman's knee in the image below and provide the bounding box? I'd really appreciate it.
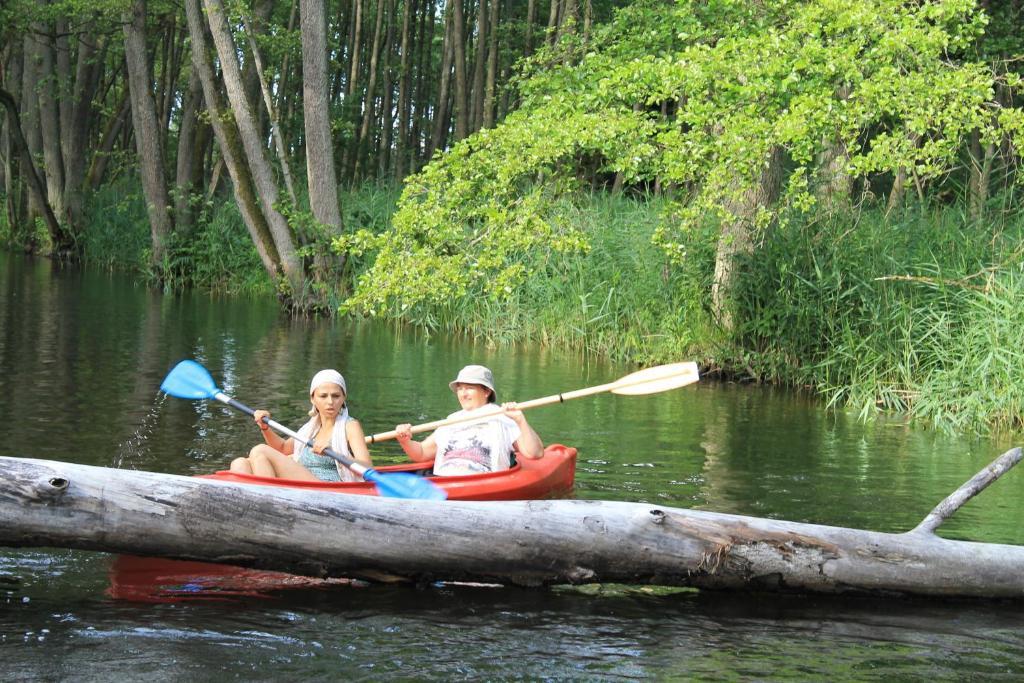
[229,457,252,473]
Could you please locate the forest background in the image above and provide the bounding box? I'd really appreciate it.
[1,0,1023,435]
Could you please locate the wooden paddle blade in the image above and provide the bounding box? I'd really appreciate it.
[609,361,699,396]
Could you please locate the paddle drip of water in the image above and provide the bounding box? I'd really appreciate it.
[110,392,167,470]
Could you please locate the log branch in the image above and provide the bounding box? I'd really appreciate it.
[911,447,1023,536]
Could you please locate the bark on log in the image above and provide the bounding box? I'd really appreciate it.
[1,450,1022,599]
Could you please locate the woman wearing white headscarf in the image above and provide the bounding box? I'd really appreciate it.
[228,369,372,482]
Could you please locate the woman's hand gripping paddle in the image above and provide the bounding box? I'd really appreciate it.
[160,360,447,500]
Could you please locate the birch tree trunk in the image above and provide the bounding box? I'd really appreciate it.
[123,0,173,268]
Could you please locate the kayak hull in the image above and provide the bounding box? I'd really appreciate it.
[195,443,577,501]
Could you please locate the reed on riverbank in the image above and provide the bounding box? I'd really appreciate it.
[4,180,1023,434]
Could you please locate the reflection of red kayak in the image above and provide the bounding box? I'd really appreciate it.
[196,443,577,501]
[108,445,576,601]
[108,557,358,602]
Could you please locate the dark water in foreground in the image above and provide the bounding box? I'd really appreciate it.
[1,253,1023,681]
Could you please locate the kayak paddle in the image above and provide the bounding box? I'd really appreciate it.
[365,361,700,443]
[160,360,447,501]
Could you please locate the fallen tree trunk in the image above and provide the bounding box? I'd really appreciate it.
[0,449,1022,599]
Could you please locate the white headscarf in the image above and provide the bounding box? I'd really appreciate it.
[306,369,349,420]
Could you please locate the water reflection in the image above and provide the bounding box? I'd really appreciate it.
[3,252,1024,679]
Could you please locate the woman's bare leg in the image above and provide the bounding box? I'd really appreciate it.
[247,445,320,481]
[229,457,253,474]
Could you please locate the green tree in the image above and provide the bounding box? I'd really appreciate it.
[343,0,1022,331]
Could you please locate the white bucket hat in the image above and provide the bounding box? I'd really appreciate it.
[449,365,497,402]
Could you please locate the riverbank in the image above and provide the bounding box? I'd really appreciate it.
[3,180,1023,435]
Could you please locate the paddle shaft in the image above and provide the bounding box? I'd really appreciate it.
[214,392,367,477]
[365,363,699,444]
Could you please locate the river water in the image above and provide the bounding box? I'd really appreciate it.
[1,252,1023,681]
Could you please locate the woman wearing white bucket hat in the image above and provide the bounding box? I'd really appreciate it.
[228,369,373,481]
[394,365,543,475]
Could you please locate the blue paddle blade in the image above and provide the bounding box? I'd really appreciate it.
[160,360,222,400]
[363,469,448,501]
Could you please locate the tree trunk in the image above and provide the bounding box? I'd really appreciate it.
[470,0,487,132]
[411,0,435,170]
[202,0,305,300]
[243,8,298,206]
[482,0,499,129]
[173,67,203,234]
[967,129,995,223]
[0,88,64,245]
[885,132,920,217]
[546,0,560,47]
[377,0,398,178]
[815,85,852,214]
[184,0,284,284]
[353,0,387,182]
[63,30,102,233]
[582,0,592,43]
[55,18,73,167]
[428,1,455,158]
[240,0,273,140]
[452,0,469,142]
[525,0,536,57]
[2,447,1023,598]
[2,44,26,233]
[712,145,785,332]
[301,0,346,276]
[395,0,413,178]
[86,92,130,191]
[346,0,364,101]
[36,16,67,230]
[21,33,44,234]
[123,0,173,269]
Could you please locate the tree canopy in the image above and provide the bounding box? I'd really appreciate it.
[343,0,1023,324]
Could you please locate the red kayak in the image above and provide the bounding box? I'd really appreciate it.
[196,443,576,500]
[108,445,576,601]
